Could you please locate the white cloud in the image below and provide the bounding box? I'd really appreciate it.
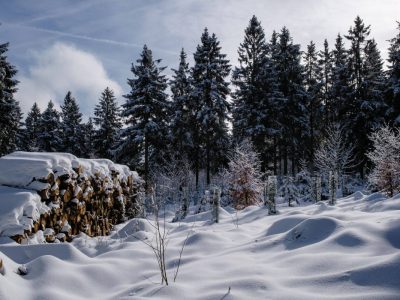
[16,42,122,118]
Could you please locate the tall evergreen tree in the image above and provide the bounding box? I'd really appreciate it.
[38,100,62,152]
[60,91,84,156]
[331,34,352,125]
[232,15,268,144]
[318,39,333,124]
[192,28,231,184]
[170,48,193,159]
[303,41,323,168]
[82,117,95,158]
[23,102,41,151]
[346,16,370,97]
[275,27,307,175]
[386,22,400,126]
[345,17,385,176]
[232,15,283,172]
[93,87,122,159]
[121,45,169,190]
[0,41,22,156]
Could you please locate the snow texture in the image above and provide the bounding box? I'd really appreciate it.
[0,192,399,299]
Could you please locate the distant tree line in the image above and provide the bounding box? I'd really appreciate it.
[1,16,399,191]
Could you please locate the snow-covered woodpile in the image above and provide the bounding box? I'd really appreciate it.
[0,152,143,244]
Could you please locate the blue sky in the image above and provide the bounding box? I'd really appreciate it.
[0,0,398,118]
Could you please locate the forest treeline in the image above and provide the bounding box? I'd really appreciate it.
[1,16,399,190]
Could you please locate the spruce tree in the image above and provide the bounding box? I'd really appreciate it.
[192,28,231,184]
[275,27,307,175]
[23,102,41,151]
[345,17,385,176]
[93,87,122,159]
[0,41,22,156]
[232,15,268,144]
[60,91,84,156]
[303,41,323,168]
[359,39,387,149]
[170,48,193,159]
[345,16,370,97]
[318,39,333,124]
[121,45,169,190]
[82,117,95,158]
[38,100,62,152]
[386,22,400,126]
[232,16,283,172]
[331,34,352,125]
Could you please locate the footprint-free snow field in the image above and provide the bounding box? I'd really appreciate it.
[1,192,400,300]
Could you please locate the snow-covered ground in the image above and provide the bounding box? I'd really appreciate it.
[1,192,400,300]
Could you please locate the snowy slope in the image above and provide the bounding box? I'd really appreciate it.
[1,192,400,300]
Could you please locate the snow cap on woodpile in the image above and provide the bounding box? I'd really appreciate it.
[0,152,141,189]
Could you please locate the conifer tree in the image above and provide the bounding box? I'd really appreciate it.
[386,22,400,126]
[331,34,352,125]
[303,41,324,168]
[192,28,231,185]
[93,87,122,159]
[0,41,22,156]
[318,39,333,124]
[170,48,193,159]
[23,102,41,151]
[38,100,62,152]
[60,91,84,156]
[121,45,169,190]
[346,16,370,97]
[275,27,307,175]
[232,16,283,172]
[82,117,95,158]
[346,17,385,176]
[232,15,268,144]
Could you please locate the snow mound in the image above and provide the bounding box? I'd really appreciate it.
[0,186,50,236]
[1,191,400,299]
[284,217,340,249]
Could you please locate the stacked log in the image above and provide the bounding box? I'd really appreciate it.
[0,152,143,244]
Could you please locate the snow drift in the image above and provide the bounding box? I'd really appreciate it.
[0,191,399,299]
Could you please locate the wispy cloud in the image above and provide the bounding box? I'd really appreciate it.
[16,42,122,118]
[3,22,177,55]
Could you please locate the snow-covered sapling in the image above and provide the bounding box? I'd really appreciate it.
[280,176,298,207]
[266,176,277,214]
[316,176,322,202]
[329,171,338,205]
[211,186,220,223]
[226,141,263,209]
[196,190,209,214]
[314,125,355,178]
[367,125,400,197]
[172,186,189,222]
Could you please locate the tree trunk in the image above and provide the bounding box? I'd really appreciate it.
[144,136,149,193]
[284,145,288,175]
[206,143,210,186]
[273,137,277,175]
